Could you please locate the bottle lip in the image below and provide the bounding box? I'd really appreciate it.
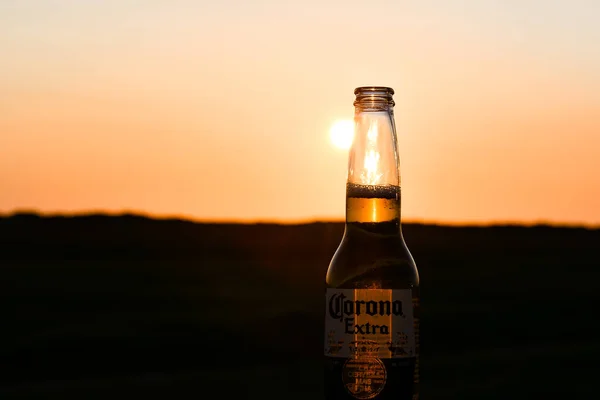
[354,86,394,95]
[353,86,395,109]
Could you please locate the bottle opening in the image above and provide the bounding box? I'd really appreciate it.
[354,86,395,110]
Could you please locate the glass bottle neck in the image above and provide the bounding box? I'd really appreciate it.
[345,108,401,228]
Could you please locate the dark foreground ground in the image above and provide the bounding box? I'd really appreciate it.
[0,213,599,399]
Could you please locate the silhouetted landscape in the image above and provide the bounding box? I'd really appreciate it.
[1,213,599,399]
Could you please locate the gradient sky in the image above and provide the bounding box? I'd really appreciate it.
[1,0,599,225]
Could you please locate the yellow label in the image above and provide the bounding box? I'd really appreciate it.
[324,288,415,359]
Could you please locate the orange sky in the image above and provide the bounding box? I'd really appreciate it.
[1,1,599,225]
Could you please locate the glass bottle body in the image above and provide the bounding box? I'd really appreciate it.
[324,87,420,400]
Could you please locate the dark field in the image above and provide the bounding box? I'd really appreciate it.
[1,213,599,399]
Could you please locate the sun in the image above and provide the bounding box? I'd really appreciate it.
[329,119,354,150]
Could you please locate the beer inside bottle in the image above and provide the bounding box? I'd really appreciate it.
[324,86,420,400]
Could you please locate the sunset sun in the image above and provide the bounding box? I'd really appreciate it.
[329,119,354,150]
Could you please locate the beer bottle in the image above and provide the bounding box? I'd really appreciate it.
[324,86,420,400]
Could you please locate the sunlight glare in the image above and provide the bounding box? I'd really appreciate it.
[362,150,382,185]
[329,119,354,150]
[361,124,382,185]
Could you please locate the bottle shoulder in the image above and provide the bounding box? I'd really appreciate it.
[325,231,419,289]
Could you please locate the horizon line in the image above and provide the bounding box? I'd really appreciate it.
[1,209,599,230]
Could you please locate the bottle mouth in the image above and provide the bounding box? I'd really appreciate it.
[353,86,395,109]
